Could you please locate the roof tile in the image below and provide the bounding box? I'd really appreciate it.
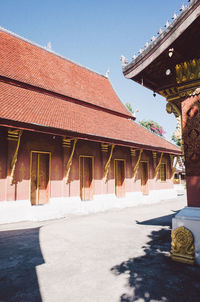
[0,29,180,154]
[0,81,180,153]
[0,30,130,117]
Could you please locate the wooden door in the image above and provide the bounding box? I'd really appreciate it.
[80,157,93,201]
[31,152,50,205]
[115,160,125,198]
[31,152,38,205]
[140,162,149,195]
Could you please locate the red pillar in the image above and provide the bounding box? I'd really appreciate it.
[182,94,200,207]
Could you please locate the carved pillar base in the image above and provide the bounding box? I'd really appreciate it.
[172,207,200,265]
[171,252,194,265]
[171,226,194,265]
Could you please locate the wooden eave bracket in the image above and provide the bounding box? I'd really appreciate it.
[101,143,109,152]
[130,148,136,157]
[132,149,143,181]
[10,130,23,185]
[171,156,179,179]
[62,138,72,148]
[103,144,115,183]
[65,138,78,183]
[154,152,163,179]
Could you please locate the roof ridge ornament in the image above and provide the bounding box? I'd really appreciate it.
[132,53,137,60]
[105,68,110,78]
[172,12,177,20]
[180,3,185,11]
[165,20,170,28]
[132,109,139,118]
[128,1,191,65]
[46,41,52,51]
[120,55,129,67]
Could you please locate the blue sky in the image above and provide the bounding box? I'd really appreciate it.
[0,0,186,140]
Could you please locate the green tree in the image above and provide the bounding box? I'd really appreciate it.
[139,120,165,137]
[125,103,165,137]
[125,102,134,114]
[171,126,181,147]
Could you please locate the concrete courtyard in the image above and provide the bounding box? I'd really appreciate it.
[1,194,200,302]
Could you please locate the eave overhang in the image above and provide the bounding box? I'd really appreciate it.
[123,0,200,94]
[0,118,181,156]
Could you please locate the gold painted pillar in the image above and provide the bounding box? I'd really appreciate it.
[103,144,115,183]
[154,152,163,180]
[6,129,22,201]
[158,58,200,265]
[132,149,143,181]
[62,138,75,197]
[161,58,200,207]
[101,143,109,193]
[64,139,77,184]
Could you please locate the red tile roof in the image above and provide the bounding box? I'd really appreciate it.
[0,28,181,154]
[0,81,180,154]
[0,29,131,117]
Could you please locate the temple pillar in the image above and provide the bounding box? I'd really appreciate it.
[165,58,200,264]
[181,93,200,207]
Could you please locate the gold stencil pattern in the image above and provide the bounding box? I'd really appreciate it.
[176,59,200,84]
[171,226,195,265]
[182,97,200,176]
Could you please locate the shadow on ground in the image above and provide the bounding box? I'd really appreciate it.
[111,213,200,302]
[0,227,44,302]
[136,211,179,227]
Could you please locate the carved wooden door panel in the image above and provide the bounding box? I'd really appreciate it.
[38,153,49,204]
[115,160,125,198]
[31,152,50,205]
[80,157,93,201]
[31,152,38,205]
[140,162,149,195]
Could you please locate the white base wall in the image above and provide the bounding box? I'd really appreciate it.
[172,207,200,265]
[0,188,177,224]
[173,184,186,195]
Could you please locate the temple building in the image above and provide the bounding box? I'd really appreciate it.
[0,28,180,223]
[122,0,200,265]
